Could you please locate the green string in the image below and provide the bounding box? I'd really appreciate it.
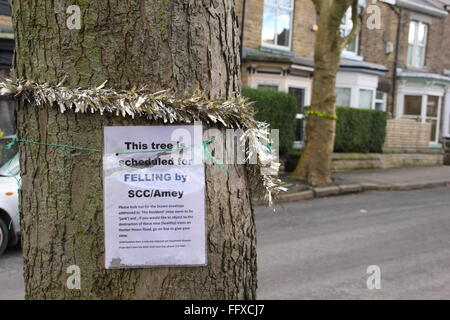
[5,133,259,175]
[4,131,279,227]
[7,136,103,153]
[203,141,228,174]
[4,133,229,228]
[7,134,223,155]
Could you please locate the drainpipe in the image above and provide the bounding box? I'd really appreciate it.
[240,0,247,62]
[388,4,402,118]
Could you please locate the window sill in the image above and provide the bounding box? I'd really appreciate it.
[342,51,363,61]
[405,65,430,72]
[429,142,442,148]
[260,44,294,56]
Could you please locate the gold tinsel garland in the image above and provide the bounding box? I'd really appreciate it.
[0,78,286,206]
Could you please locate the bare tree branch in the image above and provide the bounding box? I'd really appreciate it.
[312,0,322,10]
[312,0,323,14]
[341,0,362,47]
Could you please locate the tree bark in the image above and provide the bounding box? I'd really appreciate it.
[11,0,256,299]
[293,0,359,186]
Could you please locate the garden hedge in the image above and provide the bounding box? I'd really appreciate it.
[284,107,387,172]
[334,106,387,153]
[242,87,297,155]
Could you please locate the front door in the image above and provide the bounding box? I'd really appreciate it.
[288,87,306,149]
[444,91,450,138]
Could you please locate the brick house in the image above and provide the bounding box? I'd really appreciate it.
[0,0,448,164]
[236,0,450,160]
[360,0,450,152]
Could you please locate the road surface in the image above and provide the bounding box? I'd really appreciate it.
[257,187,450,299]
[0,245,24,300]
[1,187,450,299]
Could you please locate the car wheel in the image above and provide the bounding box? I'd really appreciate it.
[0,218,9,256]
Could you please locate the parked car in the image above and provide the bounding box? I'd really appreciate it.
[0,152,20,256]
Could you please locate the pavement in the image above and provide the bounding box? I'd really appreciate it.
[277,166,450,203]
[257,187,450,299]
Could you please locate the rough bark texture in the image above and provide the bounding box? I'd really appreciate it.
[11,0,257,299]
[293,0,359,186]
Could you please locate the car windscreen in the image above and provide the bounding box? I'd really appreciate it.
[0,152,19,177]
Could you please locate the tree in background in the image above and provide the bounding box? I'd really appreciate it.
[11,0,256,299]
[293,0,361,185]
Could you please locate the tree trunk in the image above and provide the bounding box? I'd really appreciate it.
[11,0,256,300]
[292,28,341,186]
[293,0,358,186]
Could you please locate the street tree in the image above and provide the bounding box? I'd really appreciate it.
[293,0,361,185]
[11,0,256,299]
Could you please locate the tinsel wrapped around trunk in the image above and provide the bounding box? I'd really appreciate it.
[0,78,286,205]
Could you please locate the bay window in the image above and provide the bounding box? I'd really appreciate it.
[359,89,373,109]
[336,88,351,107]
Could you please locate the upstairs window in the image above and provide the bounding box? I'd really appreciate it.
[407,21,428,68]
[261,0,294,50]
[341,8,359,55]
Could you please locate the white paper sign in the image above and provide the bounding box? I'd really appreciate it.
[103,125,206,268]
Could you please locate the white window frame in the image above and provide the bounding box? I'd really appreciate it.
[401,94,423,120]
[257,83,280,91]
[336,87,352,107]
[426,95,442,144]
[251,78,283,91]
[341,7,361,60]
[399,94,443,144]
[358,88,375,110]
[407,21,428,68]
[261,0,294,51]
[288,85,308,148]
[375,91,387,111]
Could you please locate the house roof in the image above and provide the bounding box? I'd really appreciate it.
[396,0,449,17]
[340,59,388,75]
[242,48,314,68]
[398,69,450,84]
[242,48,388,75]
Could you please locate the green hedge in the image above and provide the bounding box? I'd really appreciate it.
[334,107,387,153]
[242,87,297,155]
